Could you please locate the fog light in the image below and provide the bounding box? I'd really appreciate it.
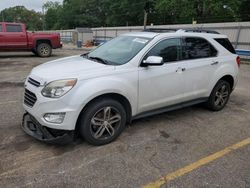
[44,113,65,124]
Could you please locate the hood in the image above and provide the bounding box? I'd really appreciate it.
[30,55,115,82]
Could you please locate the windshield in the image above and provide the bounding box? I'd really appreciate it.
[87,36,150,65]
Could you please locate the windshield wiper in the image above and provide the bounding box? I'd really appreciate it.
[88,56,109,65]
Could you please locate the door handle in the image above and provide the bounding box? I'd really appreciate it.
[176,67,186,73]
[211,61,219,65]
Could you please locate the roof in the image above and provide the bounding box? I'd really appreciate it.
[144,28,220,34]
[122,32,159,38]
[122,29,227,39]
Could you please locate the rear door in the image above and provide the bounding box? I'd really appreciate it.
[181,37,219,101]
[2,23,27,49]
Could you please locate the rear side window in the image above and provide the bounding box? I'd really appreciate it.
[182,37,217,59]
[6,24,22,32]
[0,24,2,32]
[214,38,236,54]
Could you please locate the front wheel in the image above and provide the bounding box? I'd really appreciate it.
[206,80,231,111]
[80,98,126,146]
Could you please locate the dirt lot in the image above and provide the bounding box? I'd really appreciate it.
[0,49,250,188]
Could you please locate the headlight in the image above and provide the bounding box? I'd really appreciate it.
[41,79,77,98]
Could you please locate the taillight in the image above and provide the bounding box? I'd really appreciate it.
[236,56,240,67]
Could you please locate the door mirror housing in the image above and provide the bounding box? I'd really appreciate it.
[142,56,164,66]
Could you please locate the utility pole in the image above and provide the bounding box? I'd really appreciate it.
[143,10,148,30]
[42,6,45,30]
[144,1,152,30]
[1,11,4,22]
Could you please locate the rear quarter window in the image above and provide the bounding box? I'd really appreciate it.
[0,24,2,32]
[6,24,22,32]
[214,38,236,54]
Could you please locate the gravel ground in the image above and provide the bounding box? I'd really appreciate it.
[0,49,249,188]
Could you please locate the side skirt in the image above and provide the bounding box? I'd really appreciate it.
[132,98,208,120]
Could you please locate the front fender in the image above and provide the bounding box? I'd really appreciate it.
[64,74,138,117]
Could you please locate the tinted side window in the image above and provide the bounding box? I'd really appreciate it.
[145,38,181,62]
[214,38,236,54]
[183,37,217,59]
[0,24,2,32]
[6,25,22,32]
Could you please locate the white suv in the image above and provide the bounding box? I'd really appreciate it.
[22,29,240,145]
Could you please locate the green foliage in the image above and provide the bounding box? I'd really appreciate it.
[104,0,147,26]
[0,6,43,30]
[0,0,249,30]
[59,0,104,28]
[239,0,250,21]
[43,1,63,29]
[154,0,242,24]
[57,0,246,28]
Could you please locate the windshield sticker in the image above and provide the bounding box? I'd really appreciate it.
[133,38,148,44]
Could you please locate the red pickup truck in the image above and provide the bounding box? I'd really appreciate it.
[0,22,62,57]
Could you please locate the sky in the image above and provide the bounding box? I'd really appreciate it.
[0,0,63,12]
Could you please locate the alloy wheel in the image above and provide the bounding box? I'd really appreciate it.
[90,106,121,140]
[40,46,49,56]
[214,84,229,108]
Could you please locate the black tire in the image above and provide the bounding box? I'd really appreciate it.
[80,98,126,146]
[36,43,52,57]
[206,80,231,111]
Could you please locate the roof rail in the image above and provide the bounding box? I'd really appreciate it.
[182,29,220,34]
[143,28,220,34]
[143,28,177,33]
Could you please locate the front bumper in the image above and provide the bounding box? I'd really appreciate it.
[22,113,74,144]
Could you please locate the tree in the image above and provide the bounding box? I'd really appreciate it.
[154,0,194,24]
[239,0,250,21]
[154,0,241,24]
[43,0,246,29]
[43,1,63,29]
[1,0,248,30]
[104,0,147,26]
[58,0,103,29]
[0,6,43,30]
[56,0,148,28]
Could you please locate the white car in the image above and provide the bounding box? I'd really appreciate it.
[22,29,240,145]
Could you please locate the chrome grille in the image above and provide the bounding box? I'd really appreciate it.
[24,89,37,107]
[28,77,40,87]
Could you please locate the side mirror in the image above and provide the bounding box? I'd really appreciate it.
[142,56,164,66]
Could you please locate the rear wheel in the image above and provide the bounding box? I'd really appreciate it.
[80,98,126,145]
[36,43,52,57]
[206,80,231,111]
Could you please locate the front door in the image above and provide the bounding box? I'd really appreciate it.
[138,38,187,113]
